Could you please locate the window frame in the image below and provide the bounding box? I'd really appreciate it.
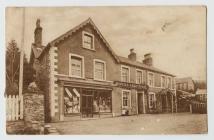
[161,75,167,88]
[166,76,172,89]
[122,90,131,108]
[82,31,95,50]
[69,53,85,78]
[121,65,130,83]
[147,72,155,87]
[136,69,143,84]
[93,59,106,81]
[148,92,156,109]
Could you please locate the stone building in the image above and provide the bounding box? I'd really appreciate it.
[30,18,177,122]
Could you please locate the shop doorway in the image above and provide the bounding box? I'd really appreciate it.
[81,90,93,118]
[138,93,144,114]
[161,93,172,113]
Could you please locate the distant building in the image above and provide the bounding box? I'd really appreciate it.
[195,89,207,102]
[176,77,195,93]
[176,77,207,113]
[30,18,177,122]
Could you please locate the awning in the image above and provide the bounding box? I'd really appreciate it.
[65,88,73,98]
[57,74,113,91]
[73,88,80,97]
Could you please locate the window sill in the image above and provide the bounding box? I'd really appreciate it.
[69,75,85,79]
[82,47,96,51]
[94,78,107,82]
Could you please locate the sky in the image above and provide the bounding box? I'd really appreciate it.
[5,6,206,81]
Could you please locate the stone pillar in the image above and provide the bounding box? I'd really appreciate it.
[59,82,64,121]
[142,92,146,114]
[23,89,45,134]
[171,94,174,113]
[165,95,168,112]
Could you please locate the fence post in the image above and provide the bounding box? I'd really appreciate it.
[6,96,8,121]
[20,95,23,119]
[12,95,15,121]
[189,103,192,113]
[15,95,19,120]
[8,95,11,121]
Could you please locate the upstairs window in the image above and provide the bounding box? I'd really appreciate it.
[148,72,154,87]
[136,70,143,84]
[94,60,106,81]
[183,83,188,90]
[167,77,172,89]
[69,54,84,78]
[161,76,166,88]
[82,31,94,50]
[121,66,130,82]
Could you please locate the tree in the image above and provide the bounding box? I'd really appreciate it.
[23,56,35,90]
[6,40,20,95]
[6,39,34,95]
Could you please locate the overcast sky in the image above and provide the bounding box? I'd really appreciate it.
[6,6,206,80]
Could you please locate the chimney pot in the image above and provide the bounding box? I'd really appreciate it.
[34,18,43,48]
[128,48,136,61]
[143,53,153,66]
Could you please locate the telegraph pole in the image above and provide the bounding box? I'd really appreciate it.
[18,7,25,97]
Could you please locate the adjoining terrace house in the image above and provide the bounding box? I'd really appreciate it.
[30,18,177,122]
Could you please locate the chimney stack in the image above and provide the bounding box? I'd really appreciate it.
[34,19,42,48]
[143,53,153,66]
[128,48,136,61]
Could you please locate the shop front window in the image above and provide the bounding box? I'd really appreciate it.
[93,91,112,113]
[64,87,80,114]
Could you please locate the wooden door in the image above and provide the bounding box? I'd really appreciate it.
[81,94,93,118]
[138,93,144,114]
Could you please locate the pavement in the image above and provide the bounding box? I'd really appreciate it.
[49,113,208,135]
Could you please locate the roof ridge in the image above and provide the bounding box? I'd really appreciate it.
[117,55,175,76]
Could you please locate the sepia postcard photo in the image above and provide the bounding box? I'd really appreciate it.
[5,6,207,135]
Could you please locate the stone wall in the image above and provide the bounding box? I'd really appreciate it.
[23,91,45,134]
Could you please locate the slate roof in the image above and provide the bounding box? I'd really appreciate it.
[118,56,175,77]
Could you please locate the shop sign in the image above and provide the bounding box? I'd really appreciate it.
[114,81,148,90]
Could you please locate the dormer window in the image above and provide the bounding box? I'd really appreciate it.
[82,31,94,50]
